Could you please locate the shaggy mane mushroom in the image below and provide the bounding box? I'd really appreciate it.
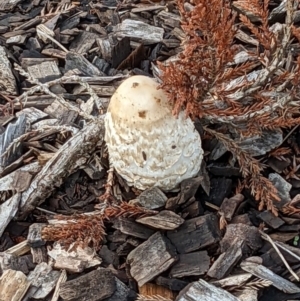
[104,75,203,191]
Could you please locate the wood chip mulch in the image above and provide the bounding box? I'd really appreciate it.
[1,0,300,301]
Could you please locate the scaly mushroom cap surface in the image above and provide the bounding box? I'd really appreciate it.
[104,75,203,191]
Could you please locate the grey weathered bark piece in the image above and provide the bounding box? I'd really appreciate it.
[59,269,116,301]
[24,262,61,300]
[0,162,40,191]
[7,35,27,45]
[176,279,240,301]
[136,210,184,230]
[0,45,17,94]
[16,107,48,124]
[18,120,105,218]
[97,36,131,68]
[0,193,21,237]
[127,232,177,286]
[65,52,105,76]
[69,31,100,54]
[0,114,28,172]
[219,194,244,221]
[135,186,168,209]
[220,223,262,254]
[0,252,34,274]
[167,214,221,253]
[237,130,283,156]
[157,10,181,28]
[166,177,203,209]
[241,259,300,294]
[26,60,61,83]
[27,223,47,248]
[105,276,132,301]
[211,273,253,288]
[268,173,292,208]
[258,210,285,229]
[169,251,210,278]
[114,19,164,45]
[54,256,87,273]
[113,216,155,239]
[207,238,243,279]
[31,246,47,264]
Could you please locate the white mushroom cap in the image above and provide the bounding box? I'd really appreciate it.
[107,75,173,128]
[104,75,203,191]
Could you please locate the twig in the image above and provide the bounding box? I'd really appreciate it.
[281,124,299,144]
[0,125,79,160]
[275,241,300,262]
[205,201,220,211]
[36,26,69,53]
[14,64,100,122]
[100,167,115,203]
[260,230,299,281]
[36,207,56,215]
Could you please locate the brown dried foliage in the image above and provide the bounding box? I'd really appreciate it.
[160,0,300,130]
[205,127,279,215]
[159,0,300,213]
[42,202,157,250]
[159,0,238,117]
[268,146,292,160]
[42,214,106,251]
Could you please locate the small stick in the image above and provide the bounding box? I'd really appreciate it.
[260,230,299,281]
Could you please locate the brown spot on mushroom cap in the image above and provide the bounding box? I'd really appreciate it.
[138,111,147,118]
[154,97,161,104]
[132,82,139,88]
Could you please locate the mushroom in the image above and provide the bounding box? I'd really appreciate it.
[104,75,203,191]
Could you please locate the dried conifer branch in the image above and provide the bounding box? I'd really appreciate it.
[102,202,158,220]
[236,278,272,291]
[42,214,106,251]
[159,0,300,136]
[159,0,299,213]
[204,127,279,214]
[268,147,292,159]
[159,0,297,126]
[237,0,274,51]
[159,0,238,116]
[42,202,158,249]
[203,127,264,178]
